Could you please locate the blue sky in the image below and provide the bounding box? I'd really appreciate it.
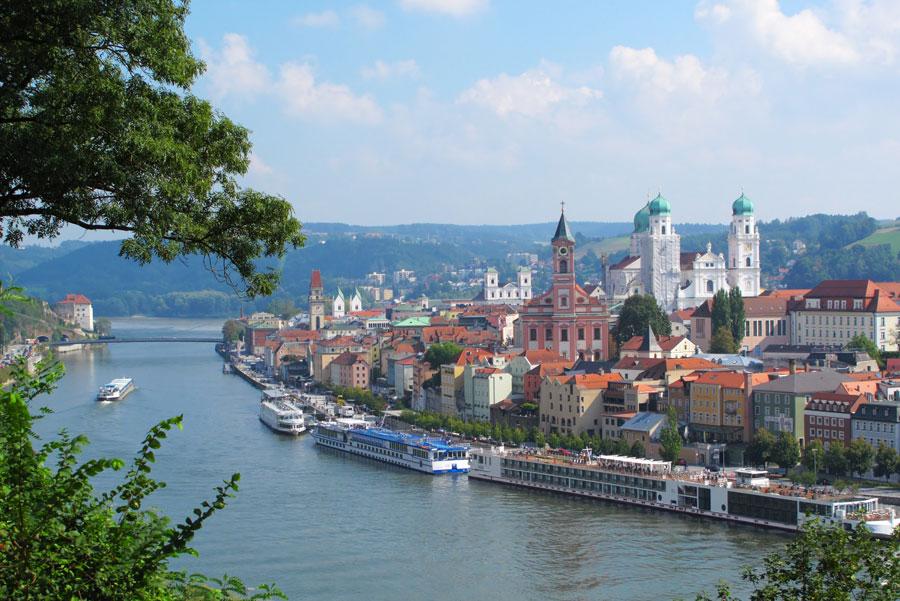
[185,0,900,225]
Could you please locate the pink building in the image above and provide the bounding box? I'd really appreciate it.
[330,351,370,390]
[520,210,611,361]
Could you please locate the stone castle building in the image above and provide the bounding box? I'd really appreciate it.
[606,193,761,311]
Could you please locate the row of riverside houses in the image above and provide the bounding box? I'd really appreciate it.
[232,208,900,474]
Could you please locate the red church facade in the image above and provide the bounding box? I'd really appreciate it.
[520,211,611,362]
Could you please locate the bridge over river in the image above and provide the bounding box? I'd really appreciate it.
[49,337,220,347]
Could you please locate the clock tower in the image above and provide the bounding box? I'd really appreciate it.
[308,269,325,331]
[727,193,760,296]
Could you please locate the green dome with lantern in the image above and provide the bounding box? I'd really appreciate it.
[633,202,651,233]
[732,193,754,216]
[648,193,671,216]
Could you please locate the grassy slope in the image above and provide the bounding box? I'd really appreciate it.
[575,235,631,258]
[850,220,900,254]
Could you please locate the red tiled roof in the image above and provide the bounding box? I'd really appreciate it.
[670,308,695,321]
[886,358,900,374]
[621,334,688,352]
[762,288,811,299]
[310,269,322,289]
[57,293,92,305]
[520,349,568,364]
[613,357,665,370]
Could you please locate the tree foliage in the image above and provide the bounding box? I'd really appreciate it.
[424,342,463,369]
[0,358,282,600]
[848,333,882,367]
[770,431,801,469]
[729,287,745,342]
[659,406,683,463]
[615,294,672,346]
[221,319,245,343]
[745,428,775,466]
[710,326,738,354]
[874,442,899,481]
[0,0,304,298]
[846,438,875,477]
[689,521,899,601]
[801,439,825,473]
[823,443,849,477]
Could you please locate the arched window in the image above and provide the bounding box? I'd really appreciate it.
[559,259,568,273]
[745,225,750,234]
[746,257,752,267]
[706,280,714,293]
[661,225,667,235]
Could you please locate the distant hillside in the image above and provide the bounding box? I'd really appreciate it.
[4,214,896,317]
[851,221,900,255]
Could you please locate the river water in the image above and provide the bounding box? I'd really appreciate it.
[33,318,784,601]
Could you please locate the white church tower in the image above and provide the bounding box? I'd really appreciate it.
[640,193,681,312]
[349,288,363,313]
[727,193,761,296]
[332,288,345,318]
[517,267,532,300]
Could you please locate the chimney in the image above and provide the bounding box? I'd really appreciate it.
[789,359,796,374]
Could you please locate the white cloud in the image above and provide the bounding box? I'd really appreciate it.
[294,10,340,28]
[277,63,383,124]
[458,65,602,117]
[349,5,386,29]
[609,45,739,99]
[361,59,420,80]
[248,152,273,176]
[199,33,270,100]
[696,0,860,67]
[399,0,488,18]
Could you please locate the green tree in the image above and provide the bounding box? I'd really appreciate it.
[0,358,283,600]
[94,317,112,336]
[874,442,899,481]
[629,440,646,458]
[267,298,298,319]
[548,432,561,449]
[824,443,849,477]
[222,319,245,343]
[849,333,883,367]
[728,287,745,344]
[0,1,304,298]
[533,429,546,448]
[512,428,526,446]
[614,437,631,455]
[709,326,738,354]
[745,428,775,466]
[424,342,464,369]
[659,407,683,463]
[802,439,825,474]
[689,521,899,601]
[847,438,876,478]
[771,431,801,469]
[711,289,732,336]
[614,294,672,346]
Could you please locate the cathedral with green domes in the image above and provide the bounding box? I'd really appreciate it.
[606,193,760,311]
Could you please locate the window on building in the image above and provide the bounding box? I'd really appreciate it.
[578,328,585,341]
[529,328,537,342]
[746,257,751,267]
[853,299,863,309]
[559,259,568,273]
[560,296,568,307]
[593,327,601,339]
[706,280,714,293]
[545,328,553,341]
[560,328,569,342]
[662,225,667,235]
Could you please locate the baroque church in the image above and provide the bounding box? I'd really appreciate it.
[605,193,760,311]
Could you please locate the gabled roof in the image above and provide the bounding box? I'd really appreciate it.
[57,293,92,305]
[609,255,640,270]
[612,357,666,371]
[621,332,688,352]
[332,351,367,366]
[753,371,852,394]
[619,412,668,436]
[519,349,568,364]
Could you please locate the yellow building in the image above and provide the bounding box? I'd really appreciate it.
[539,373,623,437]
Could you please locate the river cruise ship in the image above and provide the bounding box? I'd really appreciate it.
[258,389,307,435]
[96,378,135,401]
[313,418,470,474]
[469,447,899,537]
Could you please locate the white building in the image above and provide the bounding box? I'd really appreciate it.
[606,193,762,311]
[54,294,94,331]
[476,266,532,305]
[332,288,346,318]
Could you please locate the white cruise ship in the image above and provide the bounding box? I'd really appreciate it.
[313,418,470,474]
[97,378,135,401]
[470,447,899,537]
[258,391,307,435]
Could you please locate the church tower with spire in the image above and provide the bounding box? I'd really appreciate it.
[308,270,325,331]
[519,206,610,364]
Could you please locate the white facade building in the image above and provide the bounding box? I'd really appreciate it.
[607,193,762,312]
[477,266,532,305]
[54,294,94,331]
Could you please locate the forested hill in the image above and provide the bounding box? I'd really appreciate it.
[3,214,897,317]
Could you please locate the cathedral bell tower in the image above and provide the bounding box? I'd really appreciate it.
[551,204,576,313]
[727,193,760,296]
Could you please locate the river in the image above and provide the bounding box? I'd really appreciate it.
[33,318,785,601]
